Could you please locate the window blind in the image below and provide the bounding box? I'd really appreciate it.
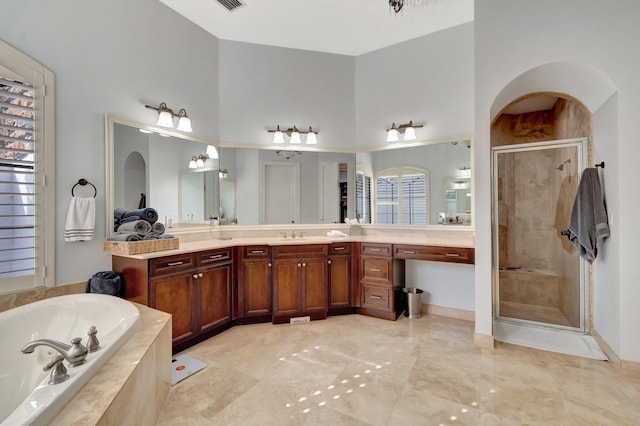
[400,174,426,225]
[0,76,35,279]
[355,172,372,224]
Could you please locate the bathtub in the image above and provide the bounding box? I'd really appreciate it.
[0,293,140,426]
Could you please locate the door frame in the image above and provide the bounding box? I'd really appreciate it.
[491,137,589,333]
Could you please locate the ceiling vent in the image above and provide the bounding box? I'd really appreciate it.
[216,0,245,12]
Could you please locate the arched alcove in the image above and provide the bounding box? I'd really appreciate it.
[486,61,619,358]
[123,151,146,210]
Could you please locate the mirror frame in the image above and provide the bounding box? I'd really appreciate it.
[105,114,218,237]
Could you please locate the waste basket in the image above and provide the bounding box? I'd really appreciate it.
[403,288,424,319]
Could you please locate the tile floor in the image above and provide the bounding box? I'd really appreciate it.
[158,314,640,425]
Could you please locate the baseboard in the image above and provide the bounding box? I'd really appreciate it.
[424,303,475,322]
[474,332,495,349]
[592,329,640,371]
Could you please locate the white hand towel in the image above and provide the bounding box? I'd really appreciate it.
[64,196,95,242]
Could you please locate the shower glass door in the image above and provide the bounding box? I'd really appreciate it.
[493,139,587,331]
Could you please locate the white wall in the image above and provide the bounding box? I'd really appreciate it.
[474,0,640,361]
[218,40,356,150]
[0,0,219,284]
[355,23,474,150]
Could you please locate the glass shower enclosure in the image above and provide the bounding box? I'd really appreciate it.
[493,139,588,331]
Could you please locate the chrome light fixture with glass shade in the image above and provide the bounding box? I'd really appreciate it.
[145,102,193,132]
[268,125,319,144]
[386,121,423,142]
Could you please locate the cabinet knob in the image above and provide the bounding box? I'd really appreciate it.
[198,273,203,278]
[302,262,306,267]
[192,274,198,279]
[268,262,272,267]
[328,260,332,265]
[298,263,302,267]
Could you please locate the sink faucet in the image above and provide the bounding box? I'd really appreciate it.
[21,337,88,367]
[291,230,297,238]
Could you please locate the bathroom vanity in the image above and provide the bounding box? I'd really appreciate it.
[111,236,474,353]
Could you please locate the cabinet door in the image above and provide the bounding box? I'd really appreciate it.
[198,263,232,334]
[151,273,196,347]
[302,257,328,316]
[243,258,272,317]
[273,258,301,317]
[329,256,351,309]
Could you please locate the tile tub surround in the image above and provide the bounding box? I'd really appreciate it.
[158,314,640,425]
[50,303,171,425]
[0,282,84,313]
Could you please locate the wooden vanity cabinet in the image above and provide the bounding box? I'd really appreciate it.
[196,248,233,334]
[148,253,198,350]
[328,242,353,314]
[356,242,405,321]
[113,248,234,353]
[237,245,273,321]
[272,244,329,324]
[393,244,475,264]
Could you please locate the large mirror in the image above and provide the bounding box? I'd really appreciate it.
[106,116,219,234]
[354,141,472,225]
[106,116,472,234]
[217,147,356,225]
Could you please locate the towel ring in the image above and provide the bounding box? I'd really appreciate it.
[71,178,97,197]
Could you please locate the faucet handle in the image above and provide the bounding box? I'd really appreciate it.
[298,232,305,238]
[280,232,287,239]
[86,326,100,353]
[44,355,70,385]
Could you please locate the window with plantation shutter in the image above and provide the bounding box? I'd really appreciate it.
[375,167,429,225]
[0,39,55,293]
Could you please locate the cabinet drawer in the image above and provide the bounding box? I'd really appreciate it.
[361,243,392,257]
[273,244,328,259]
[197,247,232,267]
[361,283,393,312]
[243,245,271,259]
[393,244,474,264]
[361,257,391,283]
[329,242,351,255]
[150,253,196,277]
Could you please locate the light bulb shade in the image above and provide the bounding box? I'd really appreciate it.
[403,126,416,140]
[177,116,192,132]
[290,130,301,144]
[206,145,219,159]
[386,128,399,142]
[306,131,318,145]
[157,110,174,128]
[219,170,228,179]
[273,130,285,144]
[188,158,197,169]
[196,157,204,168]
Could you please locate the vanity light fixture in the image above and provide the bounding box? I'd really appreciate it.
[268,125,319,144]
[188,154,209,169]
[144,102,193,132]
[219,169,229,179]
[459,166,471,179]
[385,121,423,142]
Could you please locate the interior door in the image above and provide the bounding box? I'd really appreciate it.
[263,162,299,224]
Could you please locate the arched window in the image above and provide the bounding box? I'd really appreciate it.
[375,167,429,225]
[0,39,55,292]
